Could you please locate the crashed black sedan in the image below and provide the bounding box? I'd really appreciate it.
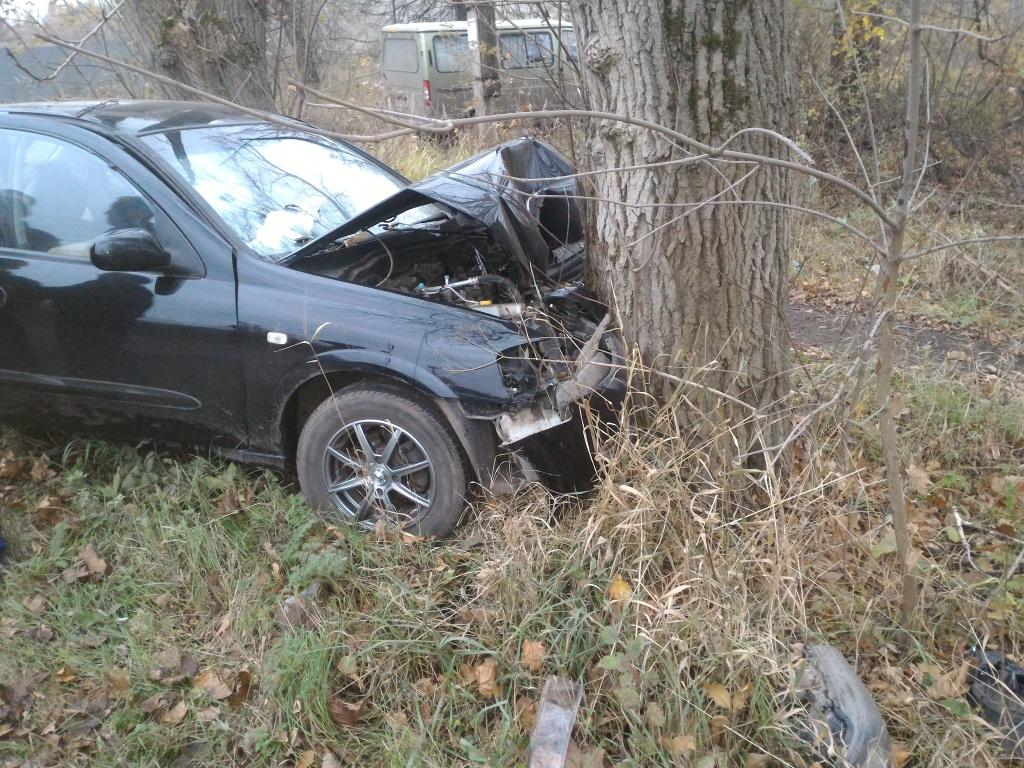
[0,100,623,536]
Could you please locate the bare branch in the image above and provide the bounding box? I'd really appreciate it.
[903,234,1024,260]
[851,10,1005,42]
[36,34,898,227]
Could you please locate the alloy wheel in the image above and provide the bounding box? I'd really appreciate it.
[322,418,435,528]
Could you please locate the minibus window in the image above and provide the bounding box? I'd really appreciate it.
[561,29,579,62]
[499,33,527,68]
[500,32,554,69]
[433,33,470,73]
[383,37,419,73]
[529,32,554,65]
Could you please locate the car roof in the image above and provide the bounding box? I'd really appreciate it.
[0,99,262,136]
[383,18,572,34]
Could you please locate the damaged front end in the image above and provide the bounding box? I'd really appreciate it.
[284,138,624,483]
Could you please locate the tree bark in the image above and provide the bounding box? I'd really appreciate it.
[569,0,795,460]
[134,0,274,110]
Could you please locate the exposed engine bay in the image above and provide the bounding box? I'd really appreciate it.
[285,138,625,452]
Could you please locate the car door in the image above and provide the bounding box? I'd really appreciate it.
[0,123,246,448]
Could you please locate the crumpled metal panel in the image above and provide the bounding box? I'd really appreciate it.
[288,138,583,278]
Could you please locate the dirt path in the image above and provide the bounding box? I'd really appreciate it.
[786,302,1024,374]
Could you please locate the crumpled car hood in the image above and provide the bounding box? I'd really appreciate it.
[285,138,583,276]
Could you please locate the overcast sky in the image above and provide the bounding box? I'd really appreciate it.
[3,0,50,22]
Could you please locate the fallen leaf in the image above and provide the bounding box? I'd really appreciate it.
[744,754,770,768]
[197,706,219,722]
[216,487,240,515]
[521,640,546,673]
[26,624,54,643]
[139,693,165,714]
[193,669,232,701]
[474,658,500,698]
[150,650,198,685]
[328,697,362,728]
[921,662,969,699]
[322,751,341,768]
[21,596,45,614]
[34,496,63,524]
[62,563,90,584]
[891,744,912,768]
[296,750,317,768]
[30,457,53,481]
[646,701,666,728]
[710,714,729,745]
[731,683,753,713]
[227,668,253,706]
[215,613,231,636]
[871,534,898,560]
[565,742,605,768]
[160,700,187,724]
[661,733,695,756]
[80,544,108,577]
[515,695,537,731]
[907,462,932,496]
[107,668,131,695]
[703,683,732,709]
[79,633,108,649]
[336,655,358,680]
[607,574,632,602]
[992,475,1024,497]
[54,665,77,684]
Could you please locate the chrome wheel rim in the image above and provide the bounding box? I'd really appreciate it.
[322,419,435,529]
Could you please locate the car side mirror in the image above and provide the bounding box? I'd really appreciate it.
[90,228,171,273]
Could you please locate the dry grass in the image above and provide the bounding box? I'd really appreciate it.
[1,338,1022,766]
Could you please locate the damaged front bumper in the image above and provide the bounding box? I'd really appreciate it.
[494,310,625,447]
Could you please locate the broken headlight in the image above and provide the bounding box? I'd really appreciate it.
[497,348,540,398]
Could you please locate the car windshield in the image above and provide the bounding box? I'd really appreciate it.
[141,124,429,259]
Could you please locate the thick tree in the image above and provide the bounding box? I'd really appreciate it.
[133,0,273,110]
[569,1,795,459]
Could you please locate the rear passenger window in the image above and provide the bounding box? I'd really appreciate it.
[433,33,469,73]
[0,129,154,259]
[383,37,419,73]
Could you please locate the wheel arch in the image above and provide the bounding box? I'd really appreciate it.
[279,369,499,486]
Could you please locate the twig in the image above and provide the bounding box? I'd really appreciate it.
[954,508,980,571]
[34,33,898,227]
[851,10,1006,42]
[903,235,1024,260]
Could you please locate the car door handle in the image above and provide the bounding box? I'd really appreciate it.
[0,286,6,309]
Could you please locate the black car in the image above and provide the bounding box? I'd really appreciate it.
[0,100,623,536]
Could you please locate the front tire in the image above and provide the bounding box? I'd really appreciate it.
[296,384,469,537]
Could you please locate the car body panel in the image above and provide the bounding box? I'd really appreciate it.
[0,100,619,492]
[0,112,246,447]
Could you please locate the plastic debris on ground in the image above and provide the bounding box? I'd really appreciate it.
[527,676,584,768]
[969,648,1024,759]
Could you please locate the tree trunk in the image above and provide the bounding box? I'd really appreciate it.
[569,0,795,461]
[134,0,273,110]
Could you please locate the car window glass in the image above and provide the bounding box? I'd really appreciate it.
[528,32,554,66]
[499,32,554,69]
[561,29,579,62]
[433,33,469,73]
[499,32,528,69]
[142,124,438,259]
[0,128,154,259]
[383,37,419,73]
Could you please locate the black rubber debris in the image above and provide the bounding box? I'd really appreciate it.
[969,648,1024,760]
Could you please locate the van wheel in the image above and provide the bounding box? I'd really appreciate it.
[296,384,468,537]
